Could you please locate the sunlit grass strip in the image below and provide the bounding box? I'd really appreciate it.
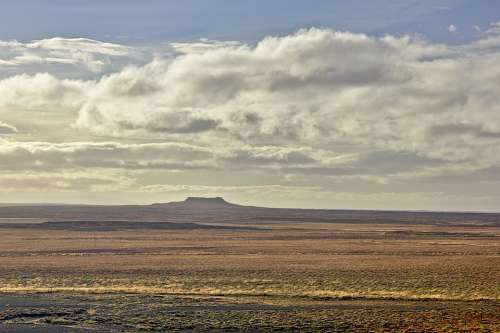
[0,285,497,301]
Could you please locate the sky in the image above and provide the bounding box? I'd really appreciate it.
[0,1,499,211]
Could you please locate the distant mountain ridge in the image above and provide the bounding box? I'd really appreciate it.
[0,197,498,227]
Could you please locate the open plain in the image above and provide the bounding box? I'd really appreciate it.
[0,198,498,332]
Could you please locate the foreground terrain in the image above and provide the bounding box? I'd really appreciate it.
[0,198,498,332]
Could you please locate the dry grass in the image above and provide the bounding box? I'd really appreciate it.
[0,219,498,331]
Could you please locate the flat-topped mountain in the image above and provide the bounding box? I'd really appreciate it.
[172,196,237,206]
[152,196,244,210]
[185,197,228,205]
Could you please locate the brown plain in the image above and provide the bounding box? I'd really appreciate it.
[0,199,498,332]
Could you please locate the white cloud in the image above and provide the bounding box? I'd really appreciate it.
[2,29,500,170]
[71,29,500,169]
[0,73,89,113]
[1,28,500,209]
[171,38,243,55]
[0,37,148,77]
[28,38,130,56]
[0,121,17,134]
[485,22,500,35]
[465,22,500,51]
[448,24,457,33]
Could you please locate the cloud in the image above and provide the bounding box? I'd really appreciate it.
[71,28,500,169]
[0,73,89,113]
[0,121,17,134]
[171,38,243,55]
[0,139,370,178]
[0,170,132,192]
[29,38,130,56]
[448,24,457,33]
[1,137,447,185]
[427,123,500,139]
[1,28,500,208]
[468,22,500,51]
[0,140,216,171]
[0,37,148,78]
[485,22,500,36]
[136,184,323,195]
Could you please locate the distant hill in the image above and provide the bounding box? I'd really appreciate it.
[153,196,245,209]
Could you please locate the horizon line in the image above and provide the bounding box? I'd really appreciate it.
[0,199,499,214]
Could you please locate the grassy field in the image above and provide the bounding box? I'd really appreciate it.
[0,217,498,332]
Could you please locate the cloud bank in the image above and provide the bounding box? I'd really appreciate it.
[1,27,500,209]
